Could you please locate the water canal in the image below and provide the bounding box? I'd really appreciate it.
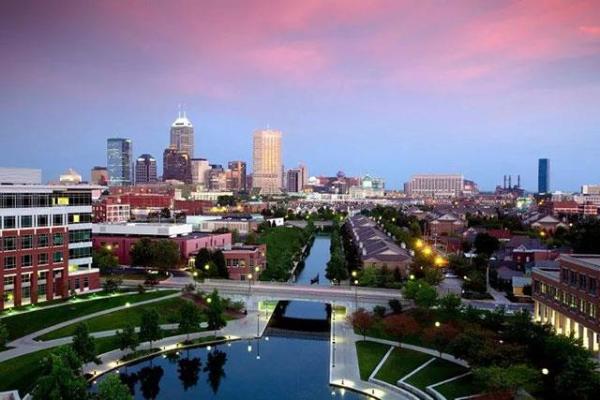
[92,235,365,399]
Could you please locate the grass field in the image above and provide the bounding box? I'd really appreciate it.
[2,290,177,341]
[258,226,311,281]
[355,340,391,380]
[404,358,468,391]
[38,296,199,340]
[434,373,481,400]
[375,347,432,385]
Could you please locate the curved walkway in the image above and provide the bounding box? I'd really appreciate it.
[0,292,181,362]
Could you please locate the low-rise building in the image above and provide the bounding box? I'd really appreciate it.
[92,223,231,265]
[92,196,131,223]
[532,254,600,353]
[221,244,267,280]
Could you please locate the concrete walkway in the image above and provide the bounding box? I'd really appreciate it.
[329,306,412,400]
[0,291,181,362]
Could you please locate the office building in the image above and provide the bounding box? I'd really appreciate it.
[0,168,42,185]
[191,158,210,189]
[170,112,194,158]
[91,167,109,186]
[107,138,133,186]
[287,169,301,193]
[0,184,100,310]
[299,163,308,190]
[252,129,282,194]
[582,185,600,195]
[538,158,550,194]
[208,165,228,191]
[135,154,158,184]
[59,169,82,185]
[406,174,465,197]
[227,161,247,192]
[532,254,600,352]
[163,146,191,184]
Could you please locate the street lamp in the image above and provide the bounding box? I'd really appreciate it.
[542,368,549,376]
[434,321,441,328]
[353,279,359,309]
[248,273,253,293]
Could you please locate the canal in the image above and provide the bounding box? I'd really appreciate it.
[92,235,365,399]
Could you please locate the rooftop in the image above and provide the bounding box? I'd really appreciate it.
[560,254,600,271]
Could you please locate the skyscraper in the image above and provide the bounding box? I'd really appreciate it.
[190,158,210,189]
[287,169,301,193]
[170,112,194,158]
[135,154,158,184]
[163,146,191,183]
[90,166,108,186]
[107,138,132,186]
[538,158,550,194]
[228,161,247,192]
[252,129,282,194]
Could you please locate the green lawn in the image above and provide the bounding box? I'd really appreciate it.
[258,226,312,281]
[38,297,200,340]
[434,373,481,400]
[405,358,468,391]
[0,335,121,397]
[355,340,391,380]
[375,347,433,385]
[2,290,177,341]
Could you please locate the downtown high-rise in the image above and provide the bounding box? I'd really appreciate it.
[538,158,550,194]
[135,154,158,184]
[252,129,282,194]
[170,112,194,158]
[107,138,133,186]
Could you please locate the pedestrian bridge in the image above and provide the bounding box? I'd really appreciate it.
[195,279,406,311]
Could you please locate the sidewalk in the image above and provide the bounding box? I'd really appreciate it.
[329,307,412,400]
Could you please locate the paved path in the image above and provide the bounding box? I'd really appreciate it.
[0,292,181,362]
[329,306,412,400]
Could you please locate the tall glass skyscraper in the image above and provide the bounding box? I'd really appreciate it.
[135,154,158,184]
[170,112,194,158]
[252,129,282,194]
[538,158,550,194]
[107,138,132,186]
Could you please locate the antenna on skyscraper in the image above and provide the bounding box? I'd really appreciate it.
[177,103,182,118]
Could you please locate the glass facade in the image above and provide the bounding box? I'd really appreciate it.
[107,138,133,186]
[538,158,550,194]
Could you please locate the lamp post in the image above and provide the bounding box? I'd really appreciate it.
[247,273,253,293]
[353,279,359,310]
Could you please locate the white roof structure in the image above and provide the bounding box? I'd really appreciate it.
[93,223,193,237]
[171,115,193,127]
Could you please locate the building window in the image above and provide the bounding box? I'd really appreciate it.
[22,286,31,300]
[21,235,33,249]
[84,277,89,288]
[589,279,597,296]
[3,236,17,251]
[38,253,49,265]
[3,276,14,287]
[21,215,33,228]
[38,270,48,280]
[69,247,92,259]
[38,283,47,296]
[53,251,64,263]
[3,216,16,229]
[52,214,64,226]
[4,256,16,269]
[21,273,31,284]
[37,235,49,248]
[37,215,48,227]
[53,233,64,246]
[579,275,587,290]
[69,230,91,243]
[569,270,577,286]
[21,254,33,267]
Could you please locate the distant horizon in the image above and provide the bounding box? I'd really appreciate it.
[1,1,599,192]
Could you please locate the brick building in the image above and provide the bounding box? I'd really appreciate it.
[222,244,267,280]
[1,185,100,311]
[532,254,600,353]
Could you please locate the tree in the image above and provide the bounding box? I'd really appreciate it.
[178,301,201,342]
[474,233,499,257]
[97,374,133,400]
[72,323,97,364]
[388,299,403,314]
[153,239,181,271]
[373,305,386,319]
[438,294,462,319]
[474,364,540,397]
[160,207,171,219]
[403,280,438,309]
[211,250,228,278]
[0,320,8,349]
[130,238,155,268]
[102,277,122,294]
[347,308,375,340]
[326,251,348,282]
[139,309,162,350]
[423,323,460,356]
[32,347,87,400]
[116,324,139,355]
[245,232,258,245]
[92,247,118,274]
[195,248,211,272]
[205,290,226,330]
[383,314,420,345]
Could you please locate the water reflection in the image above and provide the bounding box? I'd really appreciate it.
[204,350,227,394]
[138,366,164,399]
[177,357,201,391]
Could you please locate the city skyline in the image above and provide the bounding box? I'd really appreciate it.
[1,0,600,190]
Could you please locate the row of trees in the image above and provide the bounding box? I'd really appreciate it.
[325,223,348,282]
[130,238,181,272]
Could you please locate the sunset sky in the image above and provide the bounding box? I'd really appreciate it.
[1,0,599,190]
